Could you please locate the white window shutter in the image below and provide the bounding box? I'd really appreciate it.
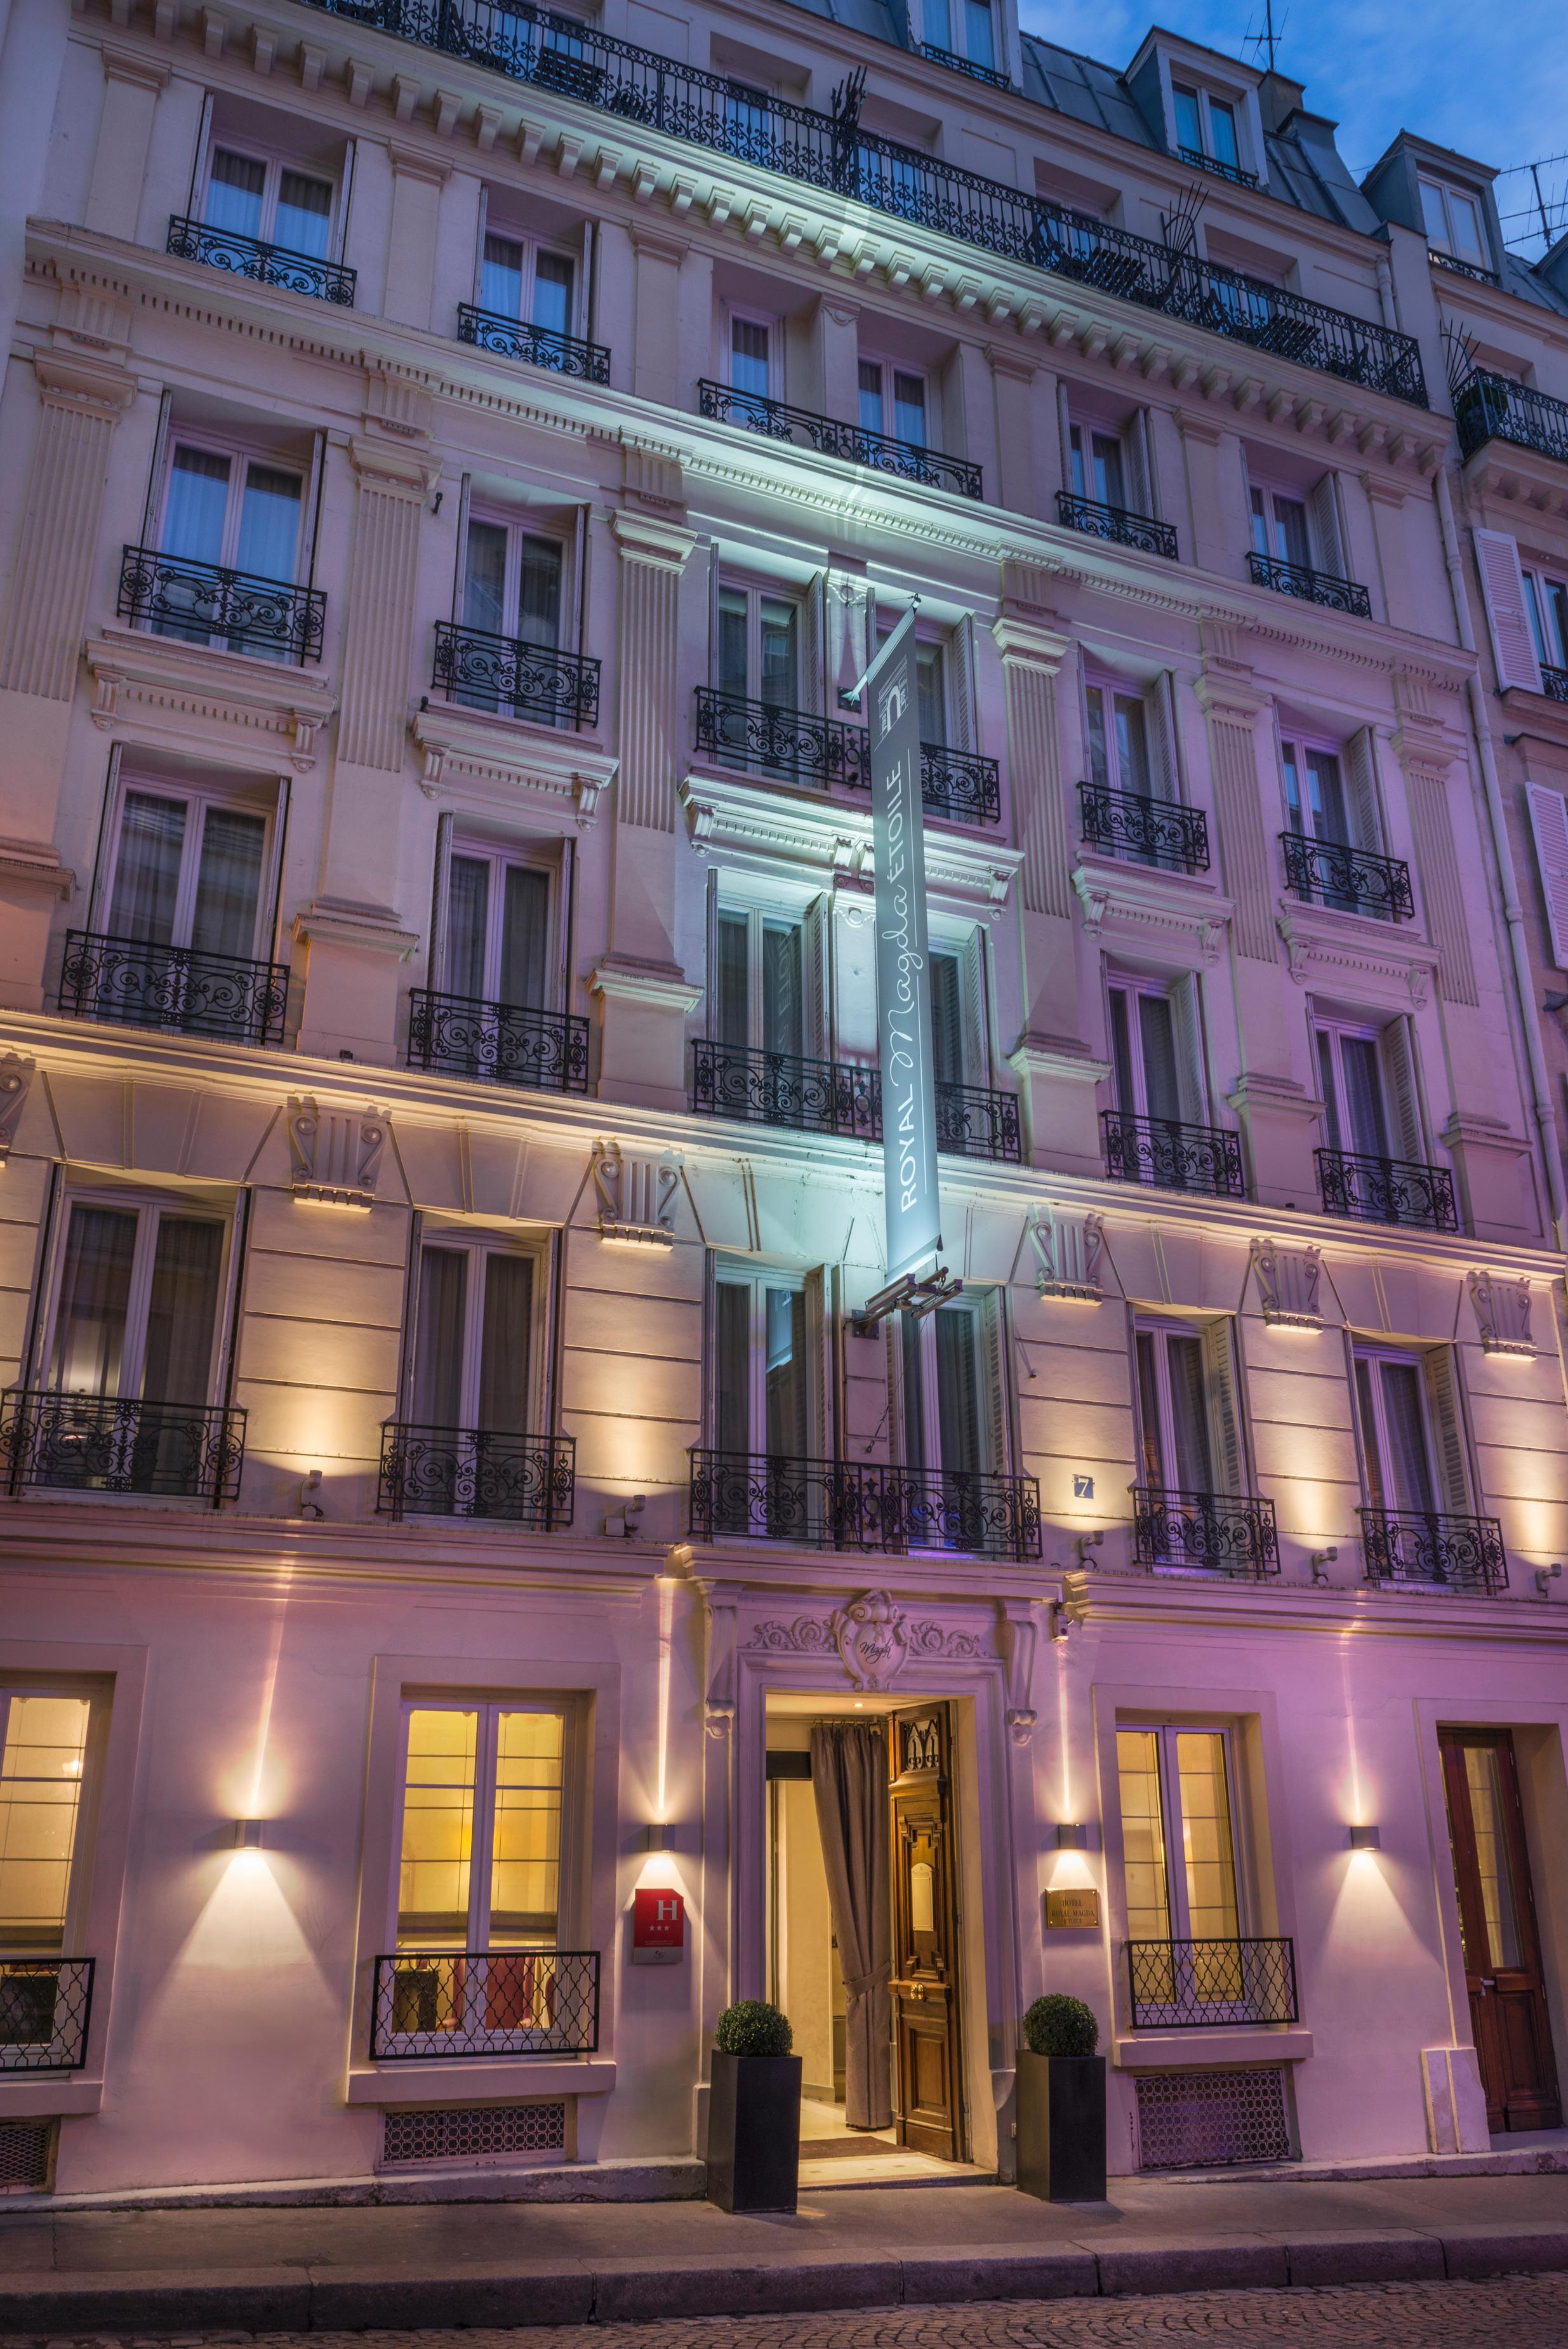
[1423,1348,1473,1513]
[1474,528,1543,693]
[800,571,827,716]
[1526,783,1568,970]
[1200,1317,1246,1497]
[1379,1015,1425,1164]
[1170,974,1209,1123]
[1343,726,1384,853]
[978,1288,1009,1476]
[1146,672,1181,802]
[1309,474,1346,581]
[950,613,978,750]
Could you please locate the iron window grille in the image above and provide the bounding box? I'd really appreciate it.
[58,929,289,1048]
[690,1042,1019,1162]
[117,544,325,664]
[1454,369,1568,467]
[905,742,1002,828]
[290,0,1426,405]
[1079,783,1209,874]
[1429,249,1500,286]
[1542,665,1568,704]
[698,379,982,498]
[378,1423,576,1527]
[1176,148,1260,190]
[1359,1507,1507,1595]
[0,1390,245,1505]
[371,1949,599,2058]
[694,688,868,789]
[166,215,356,303]
[1131,1485,1280,1578]
[1279,834,1414,922]
[1102,1109,1246,1199]
[406,988,590,1091]
[1056,490,1178,560]
[432,620,600,727]
[1126,1937,1297,2029]
[1315,1148,1459,1232]
[0,1958,95,2073]
[456,298,610,382]
[688,1447,1042,1560]
[919,41,1016,89]
[1247,551,1372,620]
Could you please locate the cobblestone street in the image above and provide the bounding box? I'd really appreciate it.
[11,2280,1568,2349]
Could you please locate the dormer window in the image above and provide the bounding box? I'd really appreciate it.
[1419,178,1488,270]
[1171,81,1250,185]
[922,0,998,76]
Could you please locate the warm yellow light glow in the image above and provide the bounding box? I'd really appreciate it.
[632,1851,689,1896]
[1056,1639,1072,1821]
[654,1574,672,1823]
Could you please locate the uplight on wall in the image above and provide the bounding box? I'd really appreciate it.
[1056,1823,1090,1849]
[230,1820,266,1851]
[1347,1824,1381,1852]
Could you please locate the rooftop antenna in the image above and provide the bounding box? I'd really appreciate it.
[1244,0,1284,74]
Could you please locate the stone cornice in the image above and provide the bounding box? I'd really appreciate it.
[85,627,336,771]
[409,703,616,827]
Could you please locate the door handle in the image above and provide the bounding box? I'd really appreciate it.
[1482,1977,1497,1988]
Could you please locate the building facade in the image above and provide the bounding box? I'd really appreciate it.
[2,0,1568,2200]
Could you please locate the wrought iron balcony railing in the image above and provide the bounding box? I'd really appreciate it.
[166,215,357,304]
[1428,248,1500,286]
[455,298,611,381]
[0,1957,95,2072]
[58,930,289,1048]
[371,1948,599,2058]
[378,1422,576,1527]
[694,688,868,787]
[1315,1147,1458,1232]
[293,0,1426,404]
[919,41,1016,89]
[406,987,590,1091]
[698,379,983,498]
[1126,1936,1298,2030]
[1,1390,245,1505]
[689,1042,1020,1161]
[1056,490,1178,560]
[1454,369,1568,467]
[432,620,600,726]
[1079,783,1209,873]
[1359,1507,1507,1596]
[1131,1485,1280,1578]
[1247,550,1372,619]
[1279,833,1414,922]
[1102,1108,1246,1198]
[1545,665,1568,703]
[688,1447,1042,1559]
[908,742,1002,827]
[1176,148,1261,190]
[118,545,325,663]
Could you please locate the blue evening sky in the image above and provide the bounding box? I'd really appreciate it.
[1016,0,1568,252]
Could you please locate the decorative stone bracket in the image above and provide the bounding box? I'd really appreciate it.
[592,1138,681,1247]
[1468,1268,1532,1357]
[1027,1203,1103,1301]
[1251,1237,1324,1329]
[0,1055,36,1162]
[286,1095,387,1208]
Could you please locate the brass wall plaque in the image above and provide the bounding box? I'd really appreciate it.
[1045,1887,1101,1930]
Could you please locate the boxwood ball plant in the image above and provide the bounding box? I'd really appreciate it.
[715,2000,794,2057]
[1023,1993,1099,2057]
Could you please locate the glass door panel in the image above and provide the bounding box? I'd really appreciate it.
[49,1207,138,1397]
[108,794,186,947]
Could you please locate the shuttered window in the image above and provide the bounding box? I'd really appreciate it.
[1525,783,1568,971]
[1474,529,1544,694]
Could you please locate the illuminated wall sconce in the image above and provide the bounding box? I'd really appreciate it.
[1056,1823,1089,1849]
[230,1820,266,1851]
[1348,1824,1381,1851]
[1310,1548,1338,1585]
[1536,1564,1562,1599]
[645,1821,669,1852]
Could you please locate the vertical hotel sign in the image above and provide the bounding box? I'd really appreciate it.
[867,608,942,1286]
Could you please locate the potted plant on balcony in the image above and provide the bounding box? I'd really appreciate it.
[705,1999,801,2213]
[1014,1993,1106,2202]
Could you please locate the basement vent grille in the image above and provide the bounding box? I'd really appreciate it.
[381,2101,567,2168]
[1135,2067,1292,2170]
[0,2119,55,2193]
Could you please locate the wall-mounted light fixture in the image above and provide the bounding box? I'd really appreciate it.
[645,1821,669,1853]
[1310,1547,1338,1585]
[1056,1823,1089,1850]
[1536,1563,1562,1599]
[230,1820,265,1851]
[1348,1824,1381,1852]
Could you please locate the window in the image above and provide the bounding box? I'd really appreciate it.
[1280,740,1350,847]
[1171,83,1242,173]
[1086,681,1153,801]
[1117,1724,1241,1944]
[717,582,798,710]
[1071,424,1128,511]
[1250,476,1345,581]
[715,903,809,1059]
[409,1235,538,1441]
[461,517,562,656]
[47,1196,225,1411]
[1108,973,1206,1129]
[479,232,575,338]
[1133,1319,1244,1503]
[727,313,773,401]
[101,778,273,974]
[922,0,994,67]
[858,360,927,448]
[157,441,304,612]
[1315,1016,1419,1166]
[899,1294,1002,1481]
[1354,1347,1470,1517]
[714,1266,812,1464]
[1523,568,1568,675]
[0,1692,93,1955]
[441,843,552,1013]
[1419,178,1487,266]
[202,145,333,258]
[395,1700,566,1953]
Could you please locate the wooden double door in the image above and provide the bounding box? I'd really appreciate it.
[1439,1728,1560,2132]
[887,1704,966,2161]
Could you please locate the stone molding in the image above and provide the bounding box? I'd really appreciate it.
[587,955,703,1015]
[1468,1268,1533,1357]
[292,897,420,961]
[1027,1202,1104,1301]
[286,1095,389,1208]
[85,629,335,772]
[1275,898,1440,1006]
[0,1056,36,1162]
[591,1138,681,1248]
[409,703,615,828]
[1250,1237,1324,1329]
[1072,857,1232,966]
[0,842,74,904]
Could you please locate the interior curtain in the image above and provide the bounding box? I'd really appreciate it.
[108,792,186,946]
[140,1217,223,1404]
[49,1205,137,1396]
[413,1248,467,1427]
[190,808,265,960]
[478,1254,533,1437]
[810,1720,893,2131]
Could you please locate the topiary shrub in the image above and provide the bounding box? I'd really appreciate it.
[1023,1993,1098,2058]
[715,1999,794,2058]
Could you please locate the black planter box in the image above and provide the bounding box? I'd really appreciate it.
[705,2049,802,2213]
[1014,2050,1106,2201]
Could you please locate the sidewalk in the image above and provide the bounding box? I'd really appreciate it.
[6,2171,1568,2330]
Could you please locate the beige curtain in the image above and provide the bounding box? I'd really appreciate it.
[810,1720,893,2130]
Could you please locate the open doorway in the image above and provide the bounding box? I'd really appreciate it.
[765,1696,968,2177]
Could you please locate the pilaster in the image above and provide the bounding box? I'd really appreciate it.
[1390,673,1479,1009]
[1193,623,1276,966]
[383,143,450,331]
[83,47,170,236]
[0,348,136,707]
